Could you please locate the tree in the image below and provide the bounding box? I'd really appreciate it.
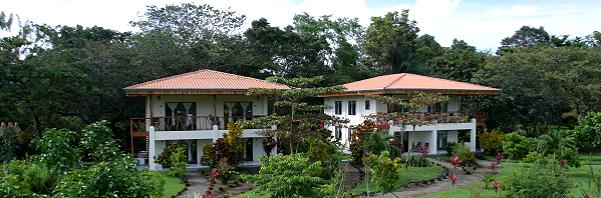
[293,13,369,85]
[244,18,331,79]
[245,76,347,154]
[131,3,245,44]
[473,47,601,131]
[364,10,420,74]
[427,39,486,82]
[571,112,601,152]
[241,154,327,197]
[367,151,402,196]
[498,26,553,54]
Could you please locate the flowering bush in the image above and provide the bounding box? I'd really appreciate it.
[201,123,245,167]
[155,143,186,168]
[349,120,378,164]
[451,143,476,167]
[479,129,505,155]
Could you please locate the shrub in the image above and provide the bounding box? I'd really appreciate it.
[54,156,164,197]
[169,146,187,177]
[349,120,378,164]
[502,132,532,160]
[402,155,430,167]
[505,157,571,197]
[0,160,59,196]
[307,139,330,163]
[367,151,402,195]
[200,122,245,167]
[452,143,476,167]
[156,143,186,168]
[479,129,505,154]
[444,142,457,156]
[364,132,386,156]
[571,112,601,152]
[241,154,326,197]
[0,126,17,163]
[34,128,82,173]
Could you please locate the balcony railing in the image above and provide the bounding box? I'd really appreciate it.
[129,115,266,132]
[375,111,485,125]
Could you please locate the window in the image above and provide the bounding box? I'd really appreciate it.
[224,102,253,124]
[365,100,371,110]
[428,102,448,112]
[335,127,342,139]
[165,102,196,130]
[334,101,342,115]
[348,128,355,141]
[348,101,356,115]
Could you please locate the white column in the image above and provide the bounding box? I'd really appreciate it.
[429,130,438,154]
[470,118,477,151]
[212,125,219,142]
[148,126,157,170]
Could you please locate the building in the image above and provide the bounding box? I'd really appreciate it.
[322,73,500,154]
[124,69,288,170]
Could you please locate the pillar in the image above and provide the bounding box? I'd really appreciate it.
[470,118,477,151]
[148,126,157,170]
[429,130,438,154]
[212,125,219,142]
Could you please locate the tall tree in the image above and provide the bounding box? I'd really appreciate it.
[293,13,369,85]
[364,10,420,74]
[131,3,246,45]
[244,18,330,79]
[427,39,486,82]
[498,26,553,54]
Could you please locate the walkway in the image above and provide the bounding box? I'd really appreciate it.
[382,159,497,198]
[177,171,209,198]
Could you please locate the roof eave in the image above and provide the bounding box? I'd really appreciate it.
[320,88,500,97]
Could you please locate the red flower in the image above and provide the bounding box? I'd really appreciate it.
[450,175,458,186]
[204,190,212,198]
[450,155,462,166]
[496,153,504,164]
[493,180,501,192]
[560,159,567,166]
[583,193,589,198]
[419,146,429,156]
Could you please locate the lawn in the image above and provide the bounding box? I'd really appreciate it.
[351,165,444,195]
[419,162,601,198]
[580,152,601,165]
[159,172,186,198]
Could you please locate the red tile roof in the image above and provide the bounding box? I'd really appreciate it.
[341,73,499,95]
[124,69,289,95]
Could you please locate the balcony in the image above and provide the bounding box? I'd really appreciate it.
[129,115,267,133]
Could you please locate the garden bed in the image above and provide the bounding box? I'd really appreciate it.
[350,165,445,196]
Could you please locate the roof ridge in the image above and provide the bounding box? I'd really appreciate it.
[404,73,493,89]
[125,69,211,89]
[383,73,407,89]
[125,69,289,89]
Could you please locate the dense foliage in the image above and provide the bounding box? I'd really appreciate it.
[505,156,572,198]
[479,129,505,155]
[502,132,532,160]
[571,112,601,152]
[0,121,164,197]
[242,154,328,197]
[201,123,245,167]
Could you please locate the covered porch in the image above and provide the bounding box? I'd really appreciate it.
[388,118,477,154]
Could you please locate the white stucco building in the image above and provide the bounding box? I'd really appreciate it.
[322,73,500,154]
[124,69,288,170]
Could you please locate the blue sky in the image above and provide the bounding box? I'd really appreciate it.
[3,0,600,50]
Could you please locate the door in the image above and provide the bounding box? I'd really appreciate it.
[244,138,253,161]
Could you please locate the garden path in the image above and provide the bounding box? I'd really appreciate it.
[382,159,497,198]
[177,171,209,198]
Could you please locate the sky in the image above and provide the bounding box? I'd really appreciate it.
[2,0,601,50]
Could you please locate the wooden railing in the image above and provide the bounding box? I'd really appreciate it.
[129,115,265,132]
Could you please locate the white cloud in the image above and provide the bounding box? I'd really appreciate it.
[1,0,600,50]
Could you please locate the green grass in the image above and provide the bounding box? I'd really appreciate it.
[232,189,269,198]
[419,162,601,198]
[351,165,443,195]
[159,172,186,198]
[580,152,601,165]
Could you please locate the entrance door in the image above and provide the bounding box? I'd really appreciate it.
[244,138,253,161]
[437,131,448,150]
